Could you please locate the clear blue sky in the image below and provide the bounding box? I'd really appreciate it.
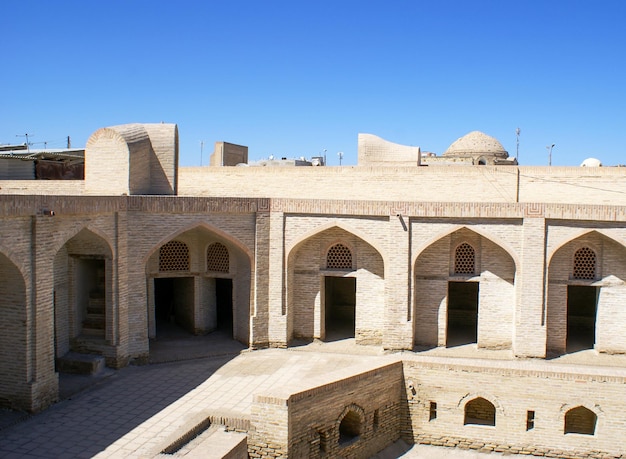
[2,1,625,166]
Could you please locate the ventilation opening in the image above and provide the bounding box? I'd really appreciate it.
[567,285,597,353]
[429,402,437,421]
[447,281,479,347]
[324,277,356,341]
[339,411,361,446]
[215,278,233,336]
[373,409,380,430]
[464,397,495,426]
[154,277,195,336]
[564,406,596,435]
[526,410,535,431]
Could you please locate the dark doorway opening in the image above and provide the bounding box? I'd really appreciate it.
[447,281,479,347]
[154,277,195,337]
[76,258,106,339]
[215,278,233,336]
[325,277,356,341]
[567,285,597,353]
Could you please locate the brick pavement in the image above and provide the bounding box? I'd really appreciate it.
[2,337,614,458]
[0,355,235,459]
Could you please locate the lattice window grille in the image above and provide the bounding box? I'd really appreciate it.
[159,240,190,272]
[326,244,352,270]
[455,242,475,274]
[207,242,229,273]
[573,247,596,280]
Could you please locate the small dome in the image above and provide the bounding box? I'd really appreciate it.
[443,131,508,160]
[581,158,602,167]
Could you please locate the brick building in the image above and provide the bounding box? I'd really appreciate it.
[1,123,625,457]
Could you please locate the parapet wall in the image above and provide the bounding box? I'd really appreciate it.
[178,166,626,206]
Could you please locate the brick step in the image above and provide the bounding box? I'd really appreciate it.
[80,327,105,337]
[88,297,105,307]
[87,305,105,315]
[56,352,105,375]
[83,315,105,329]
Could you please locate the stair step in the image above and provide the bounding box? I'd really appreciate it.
[57,352,105,375]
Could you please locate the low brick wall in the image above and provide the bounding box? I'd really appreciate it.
[248,360,404,458]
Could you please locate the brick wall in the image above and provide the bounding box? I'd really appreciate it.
[249,361,404,458]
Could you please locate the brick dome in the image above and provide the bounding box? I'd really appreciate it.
[443,131,509,162]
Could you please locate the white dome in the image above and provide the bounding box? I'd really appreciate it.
[581,158,602,167]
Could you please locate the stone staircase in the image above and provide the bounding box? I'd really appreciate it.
[81,294,105,338]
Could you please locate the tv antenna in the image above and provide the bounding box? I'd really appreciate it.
[16,133,34,153]
[337,151,344,166]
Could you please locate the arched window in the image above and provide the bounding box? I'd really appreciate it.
[338,410,361,445]
[327,244,352,270]
[573,247,596,280]
[455,243,475,275]
[206,242,229,273]
[159,240,189,272]
[464,397,496,426]
[564,406,596,435]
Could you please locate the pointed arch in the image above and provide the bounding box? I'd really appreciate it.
[287,221,387,268]
[0,251,28,410]
[547,229,626,267]
[547,229,626,355]
[414,226,517,350]
[142,220,253,266]
[51,225,114,260]
[412,225,520,272]
[564,406,597,435]
[287,223,385,345]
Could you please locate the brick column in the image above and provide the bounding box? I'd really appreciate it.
[251,210,287,347]
[30,215,59,411]
[383,214,413,350]
[514,216,547,357]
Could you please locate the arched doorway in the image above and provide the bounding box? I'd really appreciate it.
[547,231,626,355]
[0,252,28,409]
[414,228,516,349]
[146,226,251,346]
[287,226,384,345]
[53,228,113,362]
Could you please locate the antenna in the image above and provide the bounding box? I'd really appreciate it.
[16,133,33,153]
[337,151,344,166]
[515,127,521,163]
[200,140,204,166]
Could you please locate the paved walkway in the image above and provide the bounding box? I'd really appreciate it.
[3,334,618,458]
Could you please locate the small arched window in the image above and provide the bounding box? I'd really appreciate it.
[464,397,496,426]
[206,242,229,273]
[455,243,476,275]
[564,406,597,435]
[338,410,361,445]
[159,240,190,272]
[573,247,596,280]
[327,244,352,270]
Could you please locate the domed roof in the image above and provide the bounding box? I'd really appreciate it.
[443,131,508,158]
[581,157,602,167]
